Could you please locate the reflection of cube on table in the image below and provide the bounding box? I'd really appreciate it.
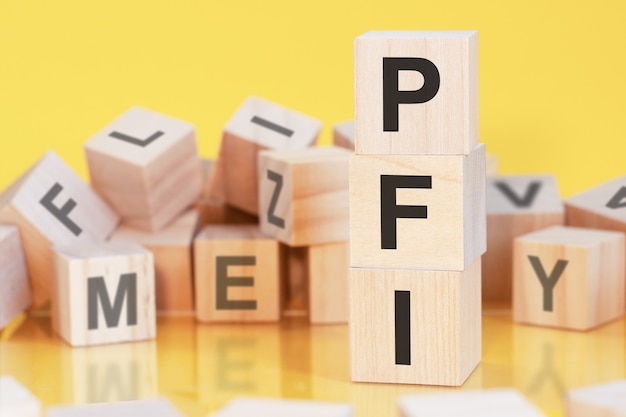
[513,225,625,331]
[84,106,202,232]
[52,241,156,346]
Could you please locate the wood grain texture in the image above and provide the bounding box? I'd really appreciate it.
[218,96,321,215]
[399,388,546,417]
[349,259,481,386]
[350,143,485,271]
[513,226,625,331]
[483,175,564,303]
[194,225,280,323]
[355,31,478,155]
[0,151,119,308]
[110,209,199,313]
[0,376,41,417]
[566,380,626,417]
[84,106,202,232]
[47,398,184,416]
[333,120,354,151]
[51,241,156,346]
[308,241,349,324]
[259,146,350,246]
[212,397,353,417]
[0,224,31,329]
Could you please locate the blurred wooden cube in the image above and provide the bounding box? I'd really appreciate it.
[52,241,156,346]
[0,151,119,308]
[333,120,354,151]
[355,31,478,155]
[47,398,184,417]
[399,388,545,416]
[0,224,31,329]
[350,144,485,271]
[513,226,625,330]
[212,397,353,417]
[84,106,202,232]
[566,379,626,417]
[483,174,564,304]
[0,376,41,417]
[350,259,481,386]
[211,96,321,215]
[259,146,350,246]
[110,209,198,313]
[194,225,280,323]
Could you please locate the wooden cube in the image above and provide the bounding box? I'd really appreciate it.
[350,143,485,271]
[0,376,41,417]
[566,380,626,417]
[110,209,198,313]
[513,225,625,330]
[224,205,259,224]
[200,158,216,199]
[566,175,626,238]
[259,146,350,246]
[211,397,353,417]
[214,96,321,215]
[350,259,481,386]
[194,225,280,322]
[483,175,564,304]
[0,151,119,308]
[398,389,546,417]
[47,398,184,416]
[67,341,157,403]
[333,120,354,151]
[355,31,478,155]
[0,225,31,329]
[84,106,202,232]
[51,241,156,346]
[309,241,349,324]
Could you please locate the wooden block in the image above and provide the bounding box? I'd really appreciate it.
[0,376,42,417]
[224,204,259,224]
[195,198,227,227]
[483,174,564,303]
[194,225,280,322]
[355,31,478,155]
[280,244,308,315]
[350,143,485,271]
[109,209,198,313]
[333,120,354,151]
[398,388,546,416]
[259,146,350,246]
[513,225,625,331]
[308,241,349,324]
[200,158,216,199]
[84,106,202,232]
[47,398,184,416]
[218,96,321,215]
[349,259,481,386]
[486,153,498,176]
[211,397,353,417]
[0,225,31,329]
[566,380,626,417]
[67,341,157,403]
[51,241,156,346]
[0,151,119,308]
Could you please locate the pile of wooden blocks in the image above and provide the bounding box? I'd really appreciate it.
[349,30,486,386]
[0,96,354,347]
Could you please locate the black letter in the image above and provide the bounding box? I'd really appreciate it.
[109,130,164,147]
[395,290,411,365]
[381,175,431,250]
[383,57,440,132]
[39,183,83,236]
[606,186,626,209]
[495,181,542,208]
[216,256,257,310]
[266,170,285,228]
[528,256,568,312]
[87,273,137,330]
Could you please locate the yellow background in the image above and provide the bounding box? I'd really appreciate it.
[1,0,625,195]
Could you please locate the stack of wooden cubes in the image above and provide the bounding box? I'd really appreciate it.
[349,31,486,386]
